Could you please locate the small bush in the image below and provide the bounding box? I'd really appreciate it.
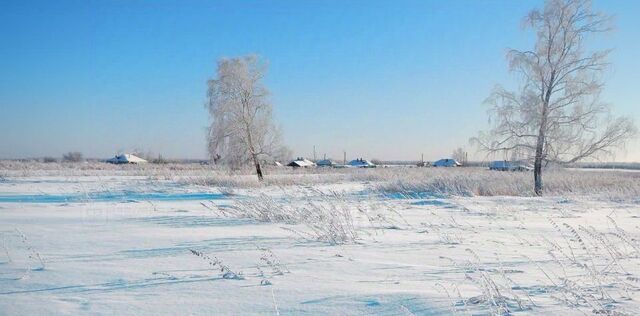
[42,157,58,163]
[62,152,83,162]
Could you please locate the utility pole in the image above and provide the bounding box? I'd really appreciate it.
[343,151,346,165]
[313,145,316,162]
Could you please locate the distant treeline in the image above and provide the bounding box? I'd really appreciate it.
[570,162,640,170]
[2,157,209,165]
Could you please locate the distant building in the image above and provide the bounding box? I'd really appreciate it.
[287,158,316,168]
[432,158,461,167]
[316,159,337,167]
[106,154,148,164]
[348,158,376,168]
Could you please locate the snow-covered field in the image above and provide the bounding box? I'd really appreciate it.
[1,165,639,315]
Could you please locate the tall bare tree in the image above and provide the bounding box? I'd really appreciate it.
[474,0,636,195]
[206,55,288,180]
[452,147,467,164]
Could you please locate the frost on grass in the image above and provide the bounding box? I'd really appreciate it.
[375,168,640,199]
[223,193,359,245]
[435,215,640,315]
[219,191,409,245]
[4,160,640,201]
[536,218,640,314]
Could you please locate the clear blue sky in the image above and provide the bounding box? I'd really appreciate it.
[1,0,639,161]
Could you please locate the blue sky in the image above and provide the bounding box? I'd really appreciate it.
[1,0,639,161]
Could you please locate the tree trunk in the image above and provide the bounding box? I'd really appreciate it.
[535,100,550,196]
[533,152,543,196]
[534,73,554,196]
[252,153,263,181]
[533,121,545,195]
[245,129,263,181]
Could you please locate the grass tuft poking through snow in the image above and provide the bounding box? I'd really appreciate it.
[15,228,45,271]
[189,249,244,280]
[225,193,358,245]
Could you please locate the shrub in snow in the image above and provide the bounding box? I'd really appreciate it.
[62,152,83,163]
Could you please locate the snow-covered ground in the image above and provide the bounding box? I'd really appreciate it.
[1,169,639,315]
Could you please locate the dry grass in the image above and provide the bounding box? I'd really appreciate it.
[3,161,639,199]
[375,168,640,199]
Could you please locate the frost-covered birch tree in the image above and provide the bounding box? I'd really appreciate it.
[474,0,636,196]
[206,55,289,180]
